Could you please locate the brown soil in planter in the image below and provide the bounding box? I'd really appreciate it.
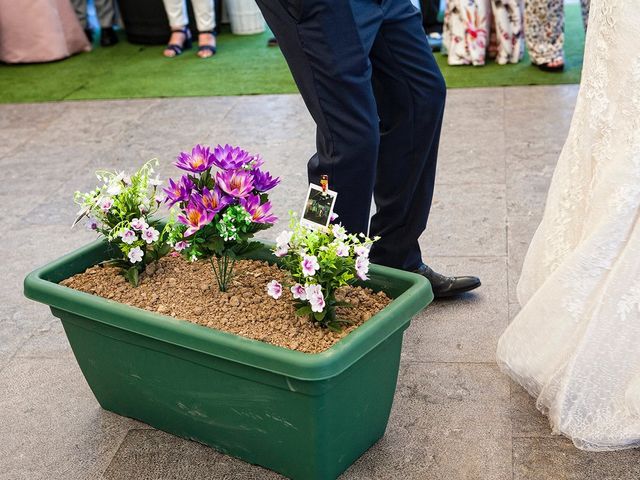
[60,256,391,353]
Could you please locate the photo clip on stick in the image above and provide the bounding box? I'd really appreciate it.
[300,176,337,230]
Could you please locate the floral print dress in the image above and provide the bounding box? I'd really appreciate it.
[443,0,524,66]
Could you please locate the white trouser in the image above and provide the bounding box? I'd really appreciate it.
[162,0,215,32]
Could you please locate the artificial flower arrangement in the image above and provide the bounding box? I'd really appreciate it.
[72,160,170,286]
[164,144,279,292]
[267,214,377,331]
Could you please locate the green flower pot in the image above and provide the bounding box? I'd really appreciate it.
[24,240,432,480]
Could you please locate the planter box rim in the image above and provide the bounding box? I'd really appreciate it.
[24,239,432,381]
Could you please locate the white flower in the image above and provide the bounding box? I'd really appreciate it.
[130,218,148,231]
[354,245,370,258]
[291,283,307,300]
[301,255,320,277]
[120,229,136,245]
[332,224,347,241]
[267,280,283,299]
[355,255,370,281]
[276,230,293,248]
[100,197,113,212]
[138,200,150,213]
[128,246,143,263]
[329,212,339,222]
[335,242,349,257]
[107,182,122,196]
[141,226,159,244]
[149,175,162,187]
[305,284,325,313]
[122,174,132,185]
[274,244,289,257]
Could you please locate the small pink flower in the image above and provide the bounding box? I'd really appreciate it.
[332,224,347,241]
[86,219,99,231]
[354,245,370,258]
[120,229,136,245]
[131,218,148,231]
[355,255,370,280]
[335,243,349,257]
[141,227,159,244]
[274,244,289,257]
[305,284,325,313]
[301,255,319,277]
[329,212,339,222]
[174,241,189,252]
[267,280,283,299]
[128,246,143,263]
[100,197,113,212]
[291,283,307,300]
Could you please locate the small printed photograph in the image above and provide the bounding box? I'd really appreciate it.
[301,184,337,229]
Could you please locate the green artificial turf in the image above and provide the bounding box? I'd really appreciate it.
[0,5,585,104]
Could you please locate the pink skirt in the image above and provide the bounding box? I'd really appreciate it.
[0,0,91,64]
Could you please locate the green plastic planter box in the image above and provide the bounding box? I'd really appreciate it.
[24,240,432,480]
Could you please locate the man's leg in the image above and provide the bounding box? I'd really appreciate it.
[368,0,445,271]
[254,0,383,234]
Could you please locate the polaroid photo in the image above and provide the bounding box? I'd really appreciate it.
[300,183,337,230]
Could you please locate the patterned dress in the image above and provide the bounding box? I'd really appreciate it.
[525,0,590,65]
[443,0,524,66]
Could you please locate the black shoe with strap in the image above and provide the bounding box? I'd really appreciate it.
[100,27,119,47]
[197,30,217,58]
[164,27,192,57]
[414,264,481,298]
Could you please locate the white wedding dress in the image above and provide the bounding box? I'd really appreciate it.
[497,0,640,451]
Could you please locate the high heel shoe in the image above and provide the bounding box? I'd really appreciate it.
[197,30,217,58]
[164,27,192,57]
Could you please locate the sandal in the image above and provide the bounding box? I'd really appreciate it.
[535,58,565,72]
[197,30,217,58]
[164,27,192,57]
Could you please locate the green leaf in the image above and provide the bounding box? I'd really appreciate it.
[123,267,140,287]
[296,305,313,317]
[313,311,326,322]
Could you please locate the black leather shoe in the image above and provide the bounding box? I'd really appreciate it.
[84,28,94,43]
[414,264,481,298]
[100,27,119,47]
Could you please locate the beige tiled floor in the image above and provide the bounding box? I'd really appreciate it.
[1,86,639,479]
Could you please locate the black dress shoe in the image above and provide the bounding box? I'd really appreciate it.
[100,27,119,47]
[84,28,94,43]
[414,264,481,298]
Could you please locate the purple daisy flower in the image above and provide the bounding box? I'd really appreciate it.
[216,169,254,198]
[177,200,215,237]
[163,175,194,207]
[251,168,280,192]
[240,194,278,224]
[197,186,231,215]
[175,144,215,173]
[212,144,253,170]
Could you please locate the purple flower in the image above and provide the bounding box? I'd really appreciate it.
[212,144,253,170]
[301,255,319,277]
[174,145,215,173]
[119,229,136,245]
[240,194,277,224]
[267,280,283,299]
[86,218,99,231]
[198,187,230,215]
[251,168,280,192]
[163,175,194,207]
[177,200,215,237]
[291,283,307,300]
[128,246,144,264]
[216,169,254,198]
[329,212,339,222]
[247,154,264,170]
[355,255,370,280]
[131,218,148,231]
[305,284,325,313]
[142,226,159,244]
[174,240,189,252]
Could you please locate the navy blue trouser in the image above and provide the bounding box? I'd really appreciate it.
[256,0,446,270]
